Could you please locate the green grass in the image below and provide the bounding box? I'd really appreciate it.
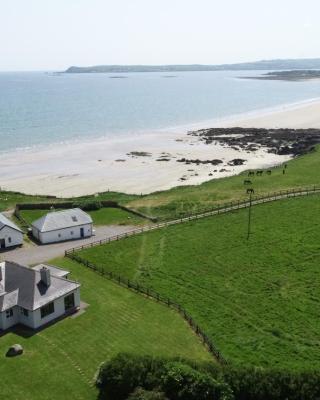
[127,146,320,220]
[19,207,148,226]
[0,258,211,400]
[78,194,320,371]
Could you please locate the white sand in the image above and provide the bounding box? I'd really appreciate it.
[1,99,320,197]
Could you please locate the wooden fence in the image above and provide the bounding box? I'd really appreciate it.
[65,184,320,365]
[66,185,320,254]
[66,251,228,365]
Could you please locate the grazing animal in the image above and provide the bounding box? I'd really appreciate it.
[267,170,272,175]
[248,171,255,176]
[247,188,254,194]
[244,180,252,185]
[256,170,263,176]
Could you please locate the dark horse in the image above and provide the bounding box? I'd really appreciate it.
[248,171,255,177]
[244,180,252,185]
[256,170,263,176]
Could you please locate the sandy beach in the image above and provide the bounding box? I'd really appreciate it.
[1,99,320,197]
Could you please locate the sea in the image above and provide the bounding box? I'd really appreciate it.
[1,70,320,153]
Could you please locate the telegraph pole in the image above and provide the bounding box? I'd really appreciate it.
[247,191,252,240]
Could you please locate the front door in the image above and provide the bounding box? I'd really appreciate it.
[0,239,5,249]
[80,227,84,238]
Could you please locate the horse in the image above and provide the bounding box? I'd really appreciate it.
[248,171,255,177]
[266,170,272,175]
[256,170,263,176]
[244,180,252,185]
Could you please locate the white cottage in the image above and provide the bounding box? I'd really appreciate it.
[31,208,93,244]
[0,261,80,331]
[0,213,23,249]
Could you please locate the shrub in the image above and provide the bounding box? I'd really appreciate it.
[161,362,233,400]
[127,388,168,400]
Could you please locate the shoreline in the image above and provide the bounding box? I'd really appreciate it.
[1,99,320,197]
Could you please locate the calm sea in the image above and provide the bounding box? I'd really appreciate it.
[1,70,320,152]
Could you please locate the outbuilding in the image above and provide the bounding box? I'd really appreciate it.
[0,214,23,250]
[31,208,93,244]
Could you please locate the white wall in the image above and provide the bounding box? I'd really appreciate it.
[0,288,80,331]
[35,224,92,244]
[0,306,19,330]
[32,288,81,329]
[0,226,23,248]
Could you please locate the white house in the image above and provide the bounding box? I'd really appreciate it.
[31,208,93,244]
[0,261,81,331]
[0,213,23,250]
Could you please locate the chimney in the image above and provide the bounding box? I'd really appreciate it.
[40,267,51,287]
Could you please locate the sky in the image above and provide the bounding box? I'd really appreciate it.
[1,0,319,71]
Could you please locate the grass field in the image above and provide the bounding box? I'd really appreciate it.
[0,258,211,400]
[78,194,320,370]
[19,207,147,226]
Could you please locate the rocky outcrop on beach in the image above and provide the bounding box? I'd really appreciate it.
[188,128,320,157]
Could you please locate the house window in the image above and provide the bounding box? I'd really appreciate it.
[40,302,55,319]
[6,309,13,318]
[8,237,12,243]
[72,216,78,222]
[64,293,75,311]
[70,231,73,235]
[58,233,61,238]
[20,307,29,317]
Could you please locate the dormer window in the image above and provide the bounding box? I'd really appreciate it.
[72,216,78,222]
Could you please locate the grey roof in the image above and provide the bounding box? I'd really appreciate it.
[0,261,80,311]
[31,208,92,233]
[0,213,23,233]
[32,264,69,278]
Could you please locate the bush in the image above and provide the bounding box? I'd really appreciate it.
[96,353,164,400]
[96,354,232,400]
[128,388,168,400]
[223,367,320,400]
[161,362,233,400]
[72,200,102,211]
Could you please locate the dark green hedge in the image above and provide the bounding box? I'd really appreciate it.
[96,353,320,400]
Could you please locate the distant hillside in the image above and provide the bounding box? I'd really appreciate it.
[65,58,320,73]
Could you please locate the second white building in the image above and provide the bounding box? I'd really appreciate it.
[31,208,93,244]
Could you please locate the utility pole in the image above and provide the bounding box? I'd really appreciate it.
[247,191,252,240]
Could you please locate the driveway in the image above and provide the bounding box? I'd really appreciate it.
[0,225,136,265]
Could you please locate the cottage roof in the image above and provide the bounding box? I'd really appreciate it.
[0,213,23,233]
[0,261,80,311]
[32,264,69,278]
[31,208,92,233]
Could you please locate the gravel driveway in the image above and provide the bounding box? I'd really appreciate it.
[0,225,136,265]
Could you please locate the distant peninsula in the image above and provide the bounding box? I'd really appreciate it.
[65,58,320,74]
[242,70,320,81]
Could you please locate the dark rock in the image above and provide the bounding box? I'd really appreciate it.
[6,344,23,357]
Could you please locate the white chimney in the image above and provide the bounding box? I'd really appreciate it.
[40,267,51,287]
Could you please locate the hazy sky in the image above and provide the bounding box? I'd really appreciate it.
[1,0,319,71]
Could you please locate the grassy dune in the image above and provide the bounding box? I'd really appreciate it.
[78,194,320,370]
[0,258,211,400]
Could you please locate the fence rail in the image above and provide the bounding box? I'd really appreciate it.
[66,185,320,254]
[66,251,228,365]
[65,184,320,365]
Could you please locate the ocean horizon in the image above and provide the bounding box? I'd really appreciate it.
[1,70,320,153]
